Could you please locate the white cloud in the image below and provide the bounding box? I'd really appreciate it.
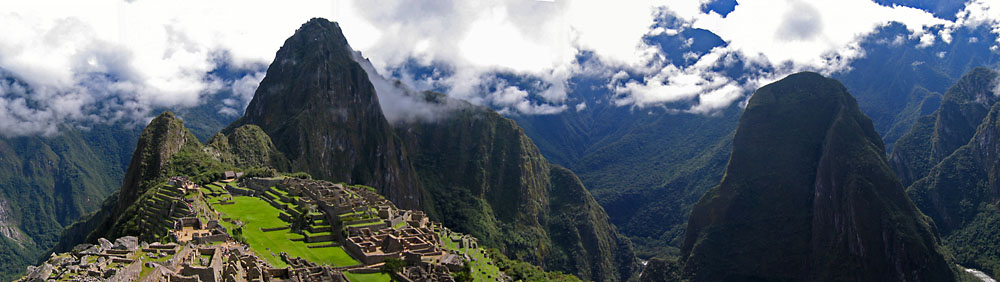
[337,0,663,115]
[606,0,951,113]
[8,0,1000,137]
[0,0,342,136]
[690,0,947,71]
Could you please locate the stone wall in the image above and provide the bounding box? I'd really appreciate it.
[193,234,228,244]
[106,261,141,282]
[244,178,283,193]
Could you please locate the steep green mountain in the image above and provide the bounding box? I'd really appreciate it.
[893,68,1000,276]
[0,126,137,280]
[907,105,1000,276]
[679,72,958,281]
[891,68,999,186]
[395,95,639,281]
[52,112,271,250]
[226,19,423,210]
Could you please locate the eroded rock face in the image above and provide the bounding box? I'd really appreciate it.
[0,197,27,244]
[679,72,957,282]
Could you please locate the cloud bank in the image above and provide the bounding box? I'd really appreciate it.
[5,0,1000,137]
[0,0,338,136]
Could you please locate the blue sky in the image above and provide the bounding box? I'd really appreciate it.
[1,0,999,136]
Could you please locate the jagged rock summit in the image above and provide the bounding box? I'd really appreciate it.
[679,72,958,282]
[231,18,422,209]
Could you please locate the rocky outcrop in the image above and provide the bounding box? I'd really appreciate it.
[679,72,958,282]
[207,124,289,170]
[230,18,422,209]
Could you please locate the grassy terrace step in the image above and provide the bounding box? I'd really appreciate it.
[159,187,182,197]
[269,187,290,197]
[302,229,333,237]
[345,220,383,228]
[152,192,176,203]
[309,225,333,232]
[343,272,390,282]
[143,205,167,217]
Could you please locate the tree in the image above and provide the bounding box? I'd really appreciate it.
[453,263,473,282]
[380,258,405,275]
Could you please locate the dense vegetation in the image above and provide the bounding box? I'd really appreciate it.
[487,249,582,282]
[890,68,998,186]
[895,69,1000,277]
[396,96,639,282]
[0,124,140,280]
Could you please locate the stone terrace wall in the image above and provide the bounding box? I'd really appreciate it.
[106,260,141,282]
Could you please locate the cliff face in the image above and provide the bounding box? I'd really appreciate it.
[902,69,1000,276]
[395,99,639,281]
[679,72,957,282]
[890,67,999,186]
[230,19,422,209]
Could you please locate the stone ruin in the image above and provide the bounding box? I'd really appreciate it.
[19,236,141,282]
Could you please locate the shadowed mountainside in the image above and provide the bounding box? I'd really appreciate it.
[677,72,959,282]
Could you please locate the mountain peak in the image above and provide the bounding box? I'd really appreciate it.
[291,18,351,54]
[746,71,853,111]
[233,18,423,209]
[679,72,957,281]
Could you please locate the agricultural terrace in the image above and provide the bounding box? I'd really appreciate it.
[209,194,359,268]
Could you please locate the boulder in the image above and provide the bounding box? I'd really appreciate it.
[71,243,95,255]
[98,237,113,251]
[22,263,53,282]
[113,236,139,251]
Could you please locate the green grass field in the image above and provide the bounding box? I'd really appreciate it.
[213,196,359,268]
[343,272,391,282]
